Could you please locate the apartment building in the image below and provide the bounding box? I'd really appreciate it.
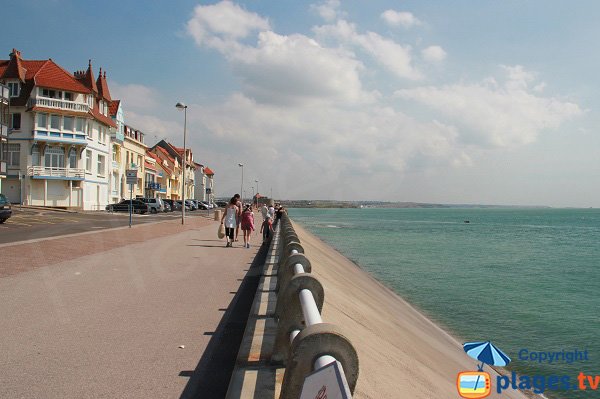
[122,124,147,199]
[0,49,115,209]
[0,84,8,192]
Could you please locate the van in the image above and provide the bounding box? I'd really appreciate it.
[140,197,164,214]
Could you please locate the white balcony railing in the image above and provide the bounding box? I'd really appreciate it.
[28,97,90,113]
[28,166,85,179]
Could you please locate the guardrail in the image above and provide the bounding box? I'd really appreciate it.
[273,213,359,398]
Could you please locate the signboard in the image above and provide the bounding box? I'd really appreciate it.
[300,361,351,399]
[126,169,138,185]
[206,188,212,194]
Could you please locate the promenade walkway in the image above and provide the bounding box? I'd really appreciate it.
[0,214,263,398]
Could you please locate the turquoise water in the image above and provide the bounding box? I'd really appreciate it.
[289,208,600,399]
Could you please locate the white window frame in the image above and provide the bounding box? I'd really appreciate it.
[36,113,48,130]
[8,82,20,97]
[97,154,106,177]
[63,116,74,132]
[8,143,20,167]
[50,114,60,130]
[85,150,92,173]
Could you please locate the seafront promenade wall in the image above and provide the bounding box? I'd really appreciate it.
[227,214,529,399]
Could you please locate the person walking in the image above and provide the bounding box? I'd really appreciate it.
[260,215,273,244]
[221,197,239,247]
[233,194,242,242]
[241,204,255,248]
[261,203,269,221]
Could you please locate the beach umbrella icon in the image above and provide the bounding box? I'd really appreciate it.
[463,341,511,370]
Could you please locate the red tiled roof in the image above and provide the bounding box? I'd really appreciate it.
[36,60,91,93]
[155,146,175,163]
[0,49,26,81]
[89,106,117,128]
[204,167,214,175]
[109,100,120,117]
[144,161,157,171]
[96,69,111,101]
[74,60,97,93]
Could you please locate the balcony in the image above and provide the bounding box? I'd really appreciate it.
[146,182,161,190]
[28,97,90,113]
[112,160,120,171]
[33,130,88,145]
[28,166,85,180]
[1,161,6,175]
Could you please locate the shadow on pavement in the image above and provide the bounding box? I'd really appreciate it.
[179,241,268,399]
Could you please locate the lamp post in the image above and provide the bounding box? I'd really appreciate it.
[176,102,187,225]
[238,163,244,203]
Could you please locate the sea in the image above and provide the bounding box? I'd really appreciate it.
[288,207,600,399]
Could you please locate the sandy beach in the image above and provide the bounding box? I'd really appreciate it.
[292,221,529,399]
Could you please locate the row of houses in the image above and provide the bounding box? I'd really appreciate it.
[0,49,215,210]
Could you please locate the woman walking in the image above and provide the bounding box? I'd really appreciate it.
[221,197,239,247]
[240,204,255,248]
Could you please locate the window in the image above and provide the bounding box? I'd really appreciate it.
[112,145,118,163]
[76,118,85,133]
[41,88,58,98]
[32,145,40,166]
[64,92,73,101]
[97,154,106,177]
[50,114,60,130]
[8,82,20,97]
[86,150,92,173]
[8,144,20,166]
[63,116,74,131]
[98,126,105,143]
[69,148,77,168]
[45,146,65,168]
[11,113,21,130]
[37,113,48,130]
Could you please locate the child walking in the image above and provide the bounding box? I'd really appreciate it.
[260,215,273,244]
[240,204,255,248]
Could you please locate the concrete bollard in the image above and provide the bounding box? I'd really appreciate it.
[272,273,324,363]
[213,209,222,221]
[279,323,359,399]
[276,252,312,294]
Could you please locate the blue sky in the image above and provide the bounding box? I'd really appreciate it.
[3,0,599,207]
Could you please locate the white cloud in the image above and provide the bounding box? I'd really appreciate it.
[314,20,422,80]
[110,82,161,110]
[186,1,270,51]
[381,10,422,29]
[310,0,341,22]
[421,45,447,63]
[395,66,583,147]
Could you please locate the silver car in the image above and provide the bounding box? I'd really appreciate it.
[140,197,164,214]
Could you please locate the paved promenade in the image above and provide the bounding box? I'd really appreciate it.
[0,215,264,398]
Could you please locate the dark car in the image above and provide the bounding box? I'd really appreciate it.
[196,201,208,210]
[163,199,180,211]
[215,201,228,208]
[106,199,149,214]
[0,193,12,223]
[162,201,172,212]
[185,199,198,211]
[176,200,191,211]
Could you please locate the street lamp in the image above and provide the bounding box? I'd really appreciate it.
[176,102,187,225]
[238,163,244,203]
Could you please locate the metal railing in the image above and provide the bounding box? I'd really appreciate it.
[28,97,90,113]
[273,213,359,398]
[28,166,85,179]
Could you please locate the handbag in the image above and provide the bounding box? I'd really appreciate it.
[218,223,225,239]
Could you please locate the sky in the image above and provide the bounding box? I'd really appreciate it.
[3,0,600,207]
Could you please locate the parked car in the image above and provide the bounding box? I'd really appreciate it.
[139,197,164,214]
[0,193,12,223]
[164,199,181,211]
[195,200,208,210]
[215,201,228,208]
[106,199,149,214]
[163,201,172,212]
[200,201,212,209]
[176,200,191,211]
[185,199,198,211]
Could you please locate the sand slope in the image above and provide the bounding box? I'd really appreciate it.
[293,222,528,399]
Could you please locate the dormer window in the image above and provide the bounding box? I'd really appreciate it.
[8,82,20,97]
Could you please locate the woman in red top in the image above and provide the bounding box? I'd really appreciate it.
[240,204,255,248]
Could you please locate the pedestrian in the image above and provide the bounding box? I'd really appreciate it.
[276,205,286,220]
[233,193,242,242]
[241,204,255,248]
[268,203,275,219]
[261,203,269,221]
[260,215,273,244]
[221,196,239,247]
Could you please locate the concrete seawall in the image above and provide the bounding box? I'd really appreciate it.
[290,221,528,399]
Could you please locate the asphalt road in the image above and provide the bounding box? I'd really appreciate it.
[0,207,218,244]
